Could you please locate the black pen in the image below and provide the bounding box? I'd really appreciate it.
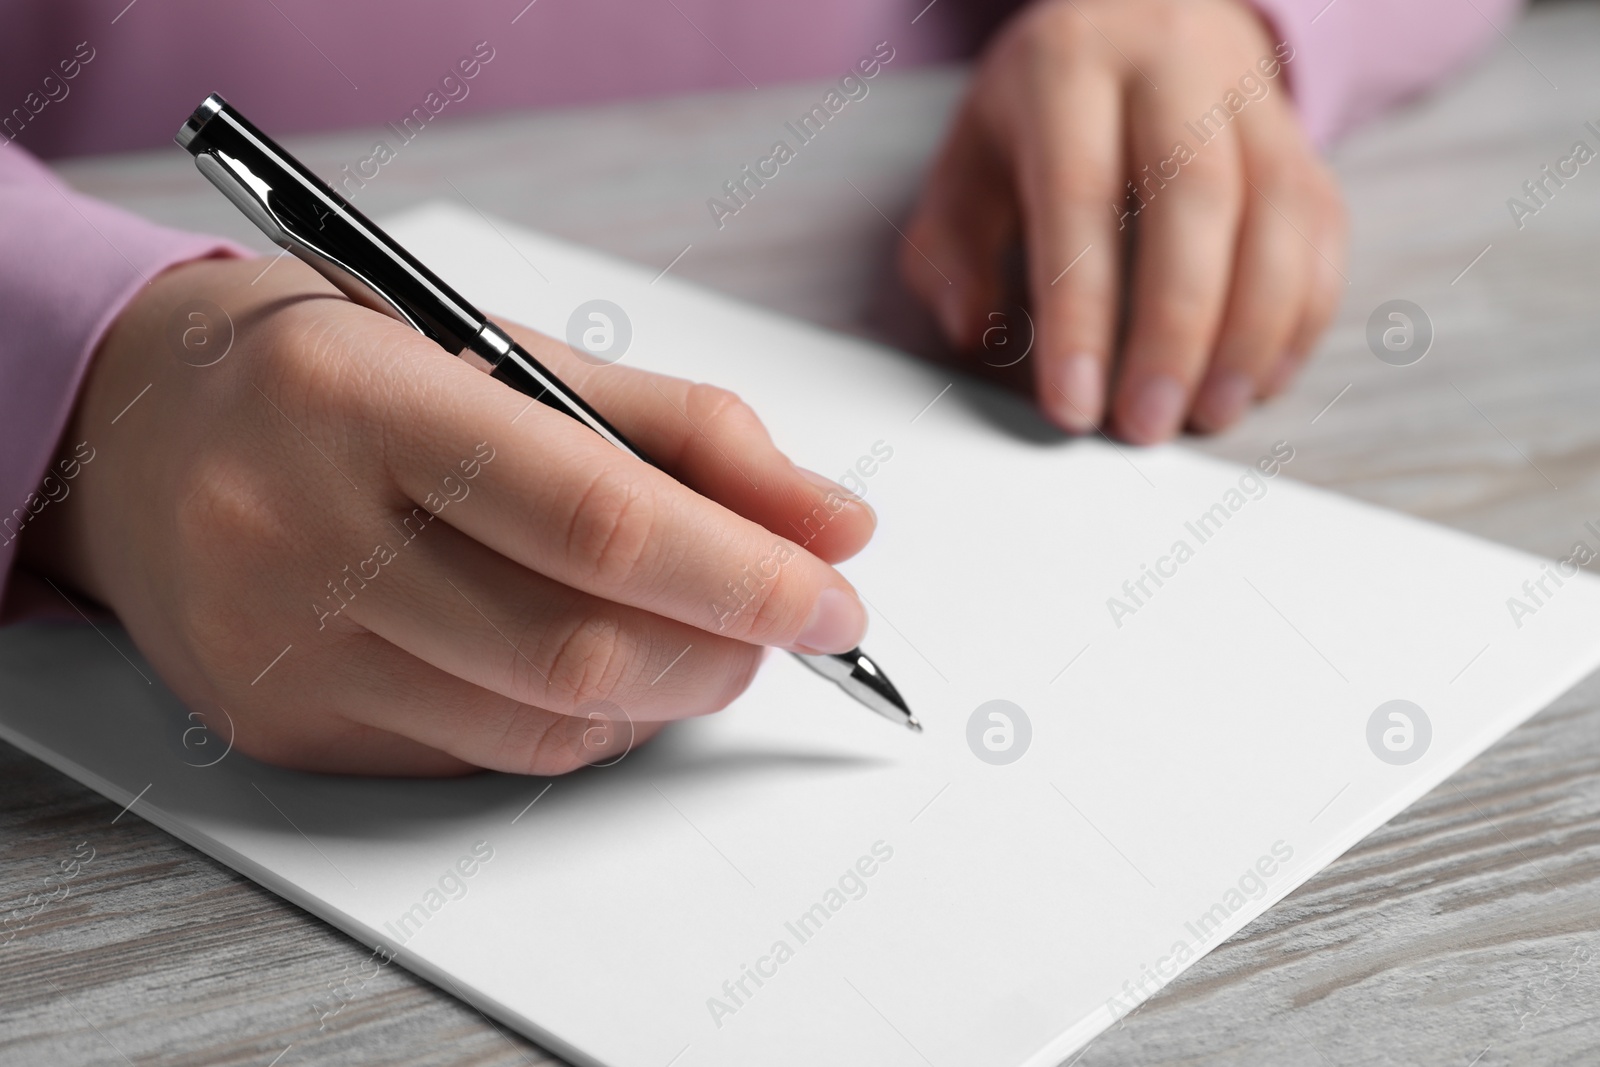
[175,93,918,731]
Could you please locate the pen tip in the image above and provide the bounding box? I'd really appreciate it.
[793,647,918,731]
[852,650,915,728]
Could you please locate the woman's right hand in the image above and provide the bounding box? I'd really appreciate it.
[20,256,878,776]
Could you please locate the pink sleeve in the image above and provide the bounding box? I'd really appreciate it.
[1246,0,1527,148]
[0,143,250,622]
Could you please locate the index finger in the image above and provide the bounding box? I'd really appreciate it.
[371,322,872,656]
[498,321,879,568]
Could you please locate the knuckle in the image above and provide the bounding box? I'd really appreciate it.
[707,538,799,642]
[521,724,592,776]
[1136,18,1178,56]
[173,457,270,556]
[480,700,595,777]
[537,611,632,711]
[1161,5,1212,47]
[653,639,765,717]
[484,698,590,777]
[683,382,758,438]
[563,465,657,588]
[1017,2,1094,62]
[267,312,354,404]
[1148,283,1216,341]
[1041,156,1116,202]
[738,555,802,643]
[1249,156,1301,202]
[1179,157,1241,206]
[1234,289,1293,345]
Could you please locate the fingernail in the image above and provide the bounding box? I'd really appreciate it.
[1049,352,1102,433]
[1193,369,1254,432]
[792,587,867,654]
[795,466,874,521]
[1124,375,1186,444]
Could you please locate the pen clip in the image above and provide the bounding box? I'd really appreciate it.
[194,148,425,333]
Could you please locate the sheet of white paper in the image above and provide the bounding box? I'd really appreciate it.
[4,202,1599,1067]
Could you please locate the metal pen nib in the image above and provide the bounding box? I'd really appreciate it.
[794,649,921,731]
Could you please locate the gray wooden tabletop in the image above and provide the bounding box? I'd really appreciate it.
[6,3,1600,1064]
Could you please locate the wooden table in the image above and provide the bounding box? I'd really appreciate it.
[7,3,1600,1063]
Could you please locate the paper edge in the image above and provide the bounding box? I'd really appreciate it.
[0,716,603,1067]
[1019,622,1600,1067]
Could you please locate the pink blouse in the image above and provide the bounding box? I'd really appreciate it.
[0,0,1523,618]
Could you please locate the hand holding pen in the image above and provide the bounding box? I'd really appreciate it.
[17,98,911,778]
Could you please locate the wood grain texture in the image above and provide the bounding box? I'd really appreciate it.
[6,3,1600,1063]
